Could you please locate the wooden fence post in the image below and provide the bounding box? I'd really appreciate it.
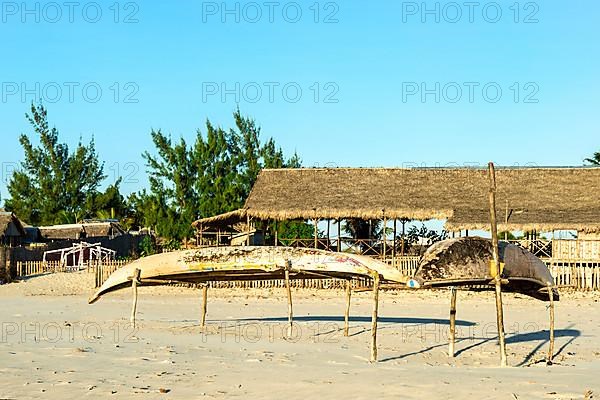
[370,273,380,363]
[449,287,457,357]
[547,285,555,365]
[344,280,351,337]
[201,284,208,329]
[285,261,293,337]
[130,268,141,329]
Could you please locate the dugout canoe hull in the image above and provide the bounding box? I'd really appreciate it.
[408,237,559,301]
[89,246,408,304]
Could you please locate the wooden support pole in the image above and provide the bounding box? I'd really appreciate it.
[314,219,319,249]
[327,219,331,250]
[337,219,342,252]
[392,219,397,269]
[370,273,380,363]
[547,285,555,365]
[488,162,508,367]
[201,284,208,329]
[449,287,457,357]
[130,268,141,329]
[344,280,352,337]
[401,220,406,256]
[246,214,251,246]
[285,261,293,337]
[382,215,387,262]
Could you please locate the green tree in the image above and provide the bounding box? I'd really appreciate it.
[137,109,301,241]
[5,103,106,225]
[87,178,128,220]
[585,151,600,165]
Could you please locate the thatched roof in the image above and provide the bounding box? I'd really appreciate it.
[39,224,85,240]
[192,209,247,230]
[0,212,26,237]
[243,167,600,232]
[39,222,125,240]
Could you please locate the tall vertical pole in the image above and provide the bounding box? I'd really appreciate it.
[337,219,342,252]
[401,220,406,256]
[382,215,387,262]
[327,220,331,250]
[505,199,509,241]
[393,219,397,269]
[314,219,318,249]
[201,284,208,329]
[130,268,141,329]
[344,280,352,337]
[370,273,380,363]
[449,287,457,357]
[488,162,507,367]
[285,261,293,337]
[547,284,555,364]
[246,214,251,246]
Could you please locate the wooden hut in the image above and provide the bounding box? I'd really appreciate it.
[194,167,600,260]
[0,212,26,247]
[192,210,262,247]
[39,221,125,242]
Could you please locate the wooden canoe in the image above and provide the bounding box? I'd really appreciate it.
[408,237,559,301]
[89,246,408,303]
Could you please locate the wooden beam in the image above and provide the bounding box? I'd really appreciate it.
[382,215,387,262]
[337,219,342,252]
[344,280,351,337]
[130,268,141,329]
[449,287,457,357]
[285,261,293,337]
[201,284,208,329]
[392,219,397,269]
[488,162,508,367]
[327,220,331,250]
[246,214,251,246]
[314,219,319,249]
[401,220,406,256]
[370,273,380,363]
[547,285,555,365]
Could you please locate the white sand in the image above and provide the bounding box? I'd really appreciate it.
[0,272,598,399]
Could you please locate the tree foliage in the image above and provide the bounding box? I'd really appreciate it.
[4,103,124,225]
[134,109,301,240]
[584,151,600,166]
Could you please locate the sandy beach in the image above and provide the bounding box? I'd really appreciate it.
[0,272,598,399]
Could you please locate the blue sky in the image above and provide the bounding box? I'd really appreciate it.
[1,0,598,200]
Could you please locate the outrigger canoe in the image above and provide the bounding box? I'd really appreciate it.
[89,246,408,303]
[408,237,559,301]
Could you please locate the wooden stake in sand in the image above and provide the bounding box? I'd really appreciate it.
[488,162,508,367]
[547,284,555,364]
[201,284,208,329]
[130,268,141,329]
[285,261,293,337]
[449,287,457,357]
[344,280,352,337]
[370,273,380,363]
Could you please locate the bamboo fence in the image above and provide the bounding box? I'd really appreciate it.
[15,257,600,291]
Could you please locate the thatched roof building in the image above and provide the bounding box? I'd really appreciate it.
[39,222,125,241]
[0,212,26,246]
[192,209,247,231]
[233,167,600,233]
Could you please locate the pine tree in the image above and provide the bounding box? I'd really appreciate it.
[137,109,302,241]
[5,103,106,225]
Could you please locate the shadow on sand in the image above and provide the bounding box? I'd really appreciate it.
[235,315,476,326]
[232,316,579,365]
